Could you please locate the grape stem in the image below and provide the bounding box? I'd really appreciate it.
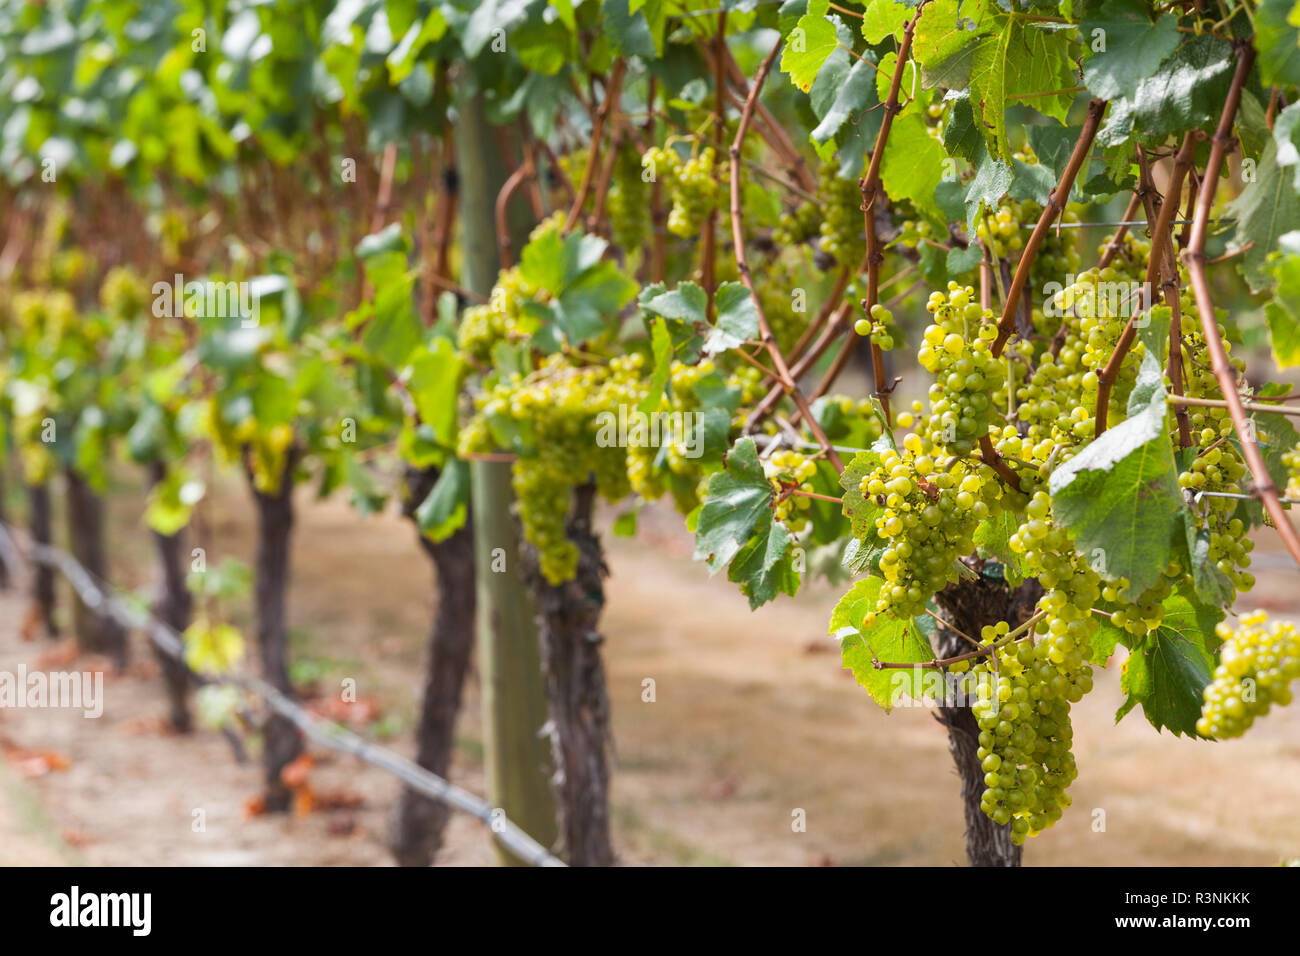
[978,435,1022,491]
[991,98,1108,359]
[786,488,843,504]
[1180,41,1300,572]
[924,607,981,649]
[868,610,1049,670]
[729,37,843,471]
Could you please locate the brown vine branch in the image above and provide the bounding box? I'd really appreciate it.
[991,98,1107,359]
[1094,134,1194,437]
[702,12,727,309]
[730,38,842,472]
[564,59,626,234]
[1180,43,1300,571]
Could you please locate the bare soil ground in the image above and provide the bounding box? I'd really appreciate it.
[1,474,1298,866]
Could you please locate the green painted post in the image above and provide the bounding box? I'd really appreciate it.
[456,96,558,864]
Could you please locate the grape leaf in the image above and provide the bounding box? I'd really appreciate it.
[941,90,983,164]
[407,338,462,447]
[1226,140,1300,293]
[831,577,935,712]
[638,316,673,415]
[1256,0,1300,87]
[839,449,884,540]
[1265,249,1300,368]
[1080,0,1180,101]
[861,0,911,44]
[1274,103,1300,191]
[1101,34,1236,145]
[914,0,989,74]
[603,0,658,59]
[1175,511,1235,608]
[415,459,469,543]
[964,153,1012,232]
[973,510,1027,585]
[880,112,948,221]
[1115,591,1222,737]
[782,0,839,93]
[693,438,774,572]
[727,510,800,609]
[702,283,760,355]
[810,53,877,147]
[968,13,1074,161]
[1087,613,1127,666]
[1049,353,1183,596]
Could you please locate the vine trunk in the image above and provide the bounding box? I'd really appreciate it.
[390,465,476,867]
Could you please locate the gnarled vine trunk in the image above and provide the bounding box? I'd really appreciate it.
[147,462,194,733]
[27,482,57,637]
[250,453,303,812]
[932,565,1042,867]
[518,482,614,867]
[65,468,128,667]
[390,465,476,867]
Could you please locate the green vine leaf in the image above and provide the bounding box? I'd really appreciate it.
[1116,591,1223,737]
[831,577,935,712]
[1049,353,1183,596]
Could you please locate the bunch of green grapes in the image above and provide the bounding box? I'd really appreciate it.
[975,205,1025,260]
[916,283,1005,456]
[895,218,935,252]
[1284,443,1300,498]
[455,215,564,361]
[764,449,817,533]
[627,359,717,513]
[1012,347,1095,459]
[608,146,650,253]
[854,302,897,351]
[99,266,150,320]
[953,620,1089,844]
[858,435,1005,623]
[1198,611,1300,738]
[774,201,820,248]
[817,164,865,265]
[557,147,590,210]
[1102,562,1187,636]
[1174,324,1255,596]
[461,354,646,583]
[727,361,766,406]
[643,145,721,239]
[755,260,811,355]
[977,197,1082,280]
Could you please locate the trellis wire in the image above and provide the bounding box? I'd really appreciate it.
[0,521,565,868]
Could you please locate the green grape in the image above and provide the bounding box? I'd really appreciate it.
[461,353,647,584]
[916,283,1005,456]
[856,435,1006,622]
[608,146,650,253]
[647,145,720,239]
[817,164,864,266]
[1199,611,1300,738]
[764,449,818,533]
[855,302,897,351]
[774,201,820,248]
